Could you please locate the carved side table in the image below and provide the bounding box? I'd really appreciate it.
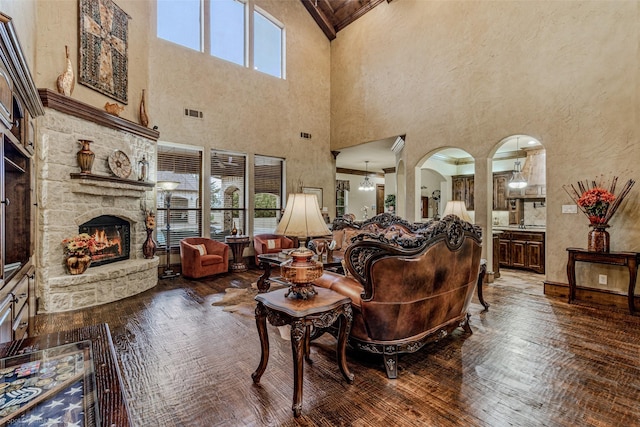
[225,235,250,272]
[251,287,354,417]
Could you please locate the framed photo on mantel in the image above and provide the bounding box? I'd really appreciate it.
[302,187,323,208]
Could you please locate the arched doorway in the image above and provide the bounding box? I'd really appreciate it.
[490,134,546,277]
[416,148,475,222]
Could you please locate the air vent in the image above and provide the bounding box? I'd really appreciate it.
[300,132,312,139]
[184,108,203,118]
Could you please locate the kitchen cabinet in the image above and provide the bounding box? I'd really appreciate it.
[493,172,510,211]
[498,230,545,274]
[453,172,517,212]
[452,174,474,211]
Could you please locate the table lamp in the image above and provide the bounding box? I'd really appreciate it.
[442,200,472,222]
[275,193,331,299]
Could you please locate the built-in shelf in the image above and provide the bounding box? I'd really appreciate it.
[70,173,156,188]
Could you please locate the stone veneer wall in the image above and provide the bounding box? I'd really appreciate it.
[36,97,159,313]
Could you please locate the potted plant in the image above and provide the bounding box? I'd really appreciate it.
[384,194,396,213]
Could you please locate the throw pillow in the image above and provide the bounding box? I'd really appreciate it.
[194,244,207,255]
[266,239,281,250]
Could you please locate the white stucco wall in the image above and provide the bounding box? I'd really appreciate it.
[330,1,640,292]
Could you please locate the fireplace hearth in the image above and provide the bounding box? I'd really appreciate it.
[79,215,130,267]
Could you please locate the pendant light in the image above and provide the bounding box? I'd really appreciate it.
[508,137,527,189]
[358,161,375,191]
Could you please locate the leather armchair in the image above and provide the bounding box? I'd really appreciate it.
[180,237,229,279]
[253,234,294,265]
[314,215,483,378]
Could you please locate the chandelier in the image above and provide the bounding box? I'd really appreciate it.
[508,137,527,189]
[359,161,375,191]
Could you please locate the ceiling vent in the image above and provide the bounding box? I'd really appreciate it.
[391,136,405,154]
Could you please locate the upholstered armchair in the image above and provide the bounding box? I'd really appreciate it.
[313,215,483,378]
[180,237,229,279]
[253,234,294,265]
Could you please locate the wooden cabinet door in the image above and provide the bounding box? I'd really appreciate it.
[493,173,509,210]
[526,241,545,273]
[452,176,465,204]
[499,239,511,267]
[452,175,474,211]
[465,176,474,210]
[510,239,527,268]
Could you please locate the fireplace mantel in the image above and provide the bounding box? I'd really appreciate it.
[39,89,159,141]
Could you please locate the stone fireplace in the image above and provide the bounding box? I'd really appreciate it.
[36,90,160,313]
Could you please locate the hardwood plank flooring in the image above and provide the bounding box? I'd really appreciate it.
[33,268,640,426]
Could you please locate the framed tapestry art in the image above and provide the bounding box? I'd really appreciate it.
[79,0,129,103]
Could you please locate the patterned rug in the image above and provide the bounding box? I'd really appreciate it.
[212,283,290,339]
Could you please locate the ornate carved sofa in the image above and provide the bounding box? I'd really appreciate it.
[309,213,427,258]
[313,215,484,378]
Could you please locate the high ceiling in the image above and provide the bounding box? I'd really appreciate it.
[298,1,546,173]
[300,0,388,40]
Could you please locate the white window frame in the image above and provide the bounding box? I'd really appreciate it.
[156,0,285,79]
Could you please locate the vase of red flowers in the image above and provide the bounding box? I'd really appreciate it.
[564,176,635,253]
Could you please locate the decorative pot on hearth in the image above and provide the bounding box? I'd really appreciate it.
[587,224,610,253]
[77,139,95,174]
[142,229,157,259]
[66,254,91,275]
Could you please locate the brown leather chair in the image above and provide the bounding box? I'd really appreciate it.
[180,237,229,279]
[253,234,294,265]
[314,215,483,378]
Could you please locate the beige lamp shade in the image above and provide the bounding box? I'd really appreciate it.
[442,200,472,222]
[157,180,180,191]
[275,193,331,238]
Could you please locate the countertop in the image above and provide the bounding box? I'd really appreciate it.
[493,226,546,233]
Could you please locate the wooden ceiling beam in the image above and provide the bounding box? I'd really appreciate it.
[300,0,337,40]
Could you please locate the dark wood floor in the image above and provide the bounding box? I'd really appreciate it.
[33,268,640,426]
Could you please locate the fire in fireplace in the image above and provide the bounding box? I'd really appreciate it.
[79,215,131,267]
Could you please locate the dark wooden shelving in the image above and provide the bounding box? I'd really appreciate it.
[70,173,156,188]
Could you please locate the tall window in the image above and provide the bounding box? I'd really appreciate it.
[254,155,284,234]
[253,8,283,78]
[211,0,245,66]
[156,144,203,248]
[157,0,202,51]
[157,0,284,79]
[210,151,247,241]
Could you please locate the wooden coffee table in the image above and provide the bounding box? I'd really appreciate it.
[256,252,343,292]
[251,287,354,417]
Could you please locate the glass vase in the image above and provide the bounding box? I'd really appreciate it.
[587,224,610,253]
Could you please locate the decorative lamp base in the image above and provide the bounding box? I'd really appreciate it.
[284,284,318,300]
[281,247,323,300]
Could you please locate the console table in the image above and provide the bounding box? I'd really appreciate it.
[566,248,639,314]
